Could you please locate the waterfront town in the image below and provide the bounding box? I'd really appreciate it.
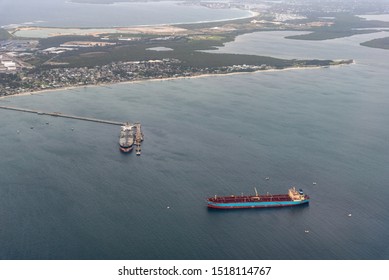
[0,33,335,97]
[0,58,273,97]
[0,24,354,97]
[1,0,387,97]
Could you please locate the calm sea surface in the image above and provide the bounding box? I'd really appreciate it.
[1,29,389,258]
[0,0,251,28]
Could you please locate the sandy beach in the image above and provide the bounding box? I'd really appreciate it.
[10,9,259,38]
[12,25,191,38]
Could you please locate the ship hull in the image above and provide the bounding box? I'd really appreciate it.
[119,122,135,153]
[207,190,310,209]
[119,145,133,153]
[207,199,309,209]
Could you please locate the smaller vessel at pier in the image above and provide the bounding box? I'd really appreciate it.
[207,187,310,209]
[134,122,143,156]
[119,122,135,153]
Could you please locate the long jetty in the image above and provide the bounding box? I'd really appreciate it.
[0,105,124,126]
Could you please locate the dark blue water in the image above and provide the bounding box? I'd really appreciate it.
[1,31,389,259]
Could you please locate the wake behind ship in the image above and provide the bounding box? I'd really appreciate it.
[207,187,310,209]
[119,122,135,152]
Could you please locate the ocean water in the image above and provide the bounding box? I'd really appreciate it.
[1,30,389,259]
[0,0,251,28]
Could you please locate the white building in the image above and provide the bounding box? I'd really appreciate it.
[0,55,18,73]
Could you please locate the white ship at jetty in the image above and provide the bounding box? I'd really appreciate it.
[119,122,135,153]
[119,122,143,154]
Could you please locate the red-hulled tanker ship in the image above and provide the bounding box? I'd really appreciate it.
[207,187,310,209]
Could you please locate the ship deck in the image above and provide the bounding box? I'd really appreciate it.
[208,194,294,203]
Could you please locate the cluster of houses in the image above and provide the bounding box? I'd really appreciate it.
[0,54,17,73]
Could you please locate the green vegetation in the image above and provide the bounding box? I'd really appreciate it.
[286,14,389,41]
[0,28,12,40]
[38,35,100,49]
[4,2,365,96]
[54,35,332,69]
[102,33,162,40]
[189,35,226,41]
[360,37,389,50]
[176,17,253,30]
[286,29,375,41]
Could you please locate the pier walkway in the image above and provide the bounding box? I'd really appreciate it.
[0,105,124,126]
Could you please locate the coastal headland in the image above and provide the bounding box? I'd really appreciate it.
[1,0,388,97]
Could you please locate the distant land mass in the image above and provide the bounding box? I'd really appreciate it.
[285,14,389,41]
[360,36,389,50]
[2,0,389,96]
[0,28,12,40]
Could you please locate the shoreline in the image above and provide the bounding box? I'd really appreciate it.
[0,64,347,100]
[8,11,258,37]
